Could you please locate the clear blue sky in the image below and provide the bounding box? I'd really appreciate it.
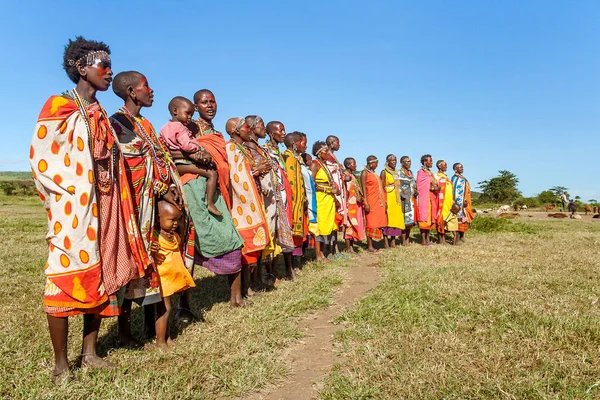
[1,1,598,200]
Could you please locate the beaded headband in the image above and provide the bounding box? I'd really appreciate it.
[315,144,328,156]
[67,50,111,67]
[248,115,263,130]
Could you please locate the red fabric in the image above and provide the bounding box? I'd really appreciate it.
[197,132,231,208]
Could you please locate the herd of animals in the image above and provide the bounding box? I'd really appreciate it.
[473,204,600,219]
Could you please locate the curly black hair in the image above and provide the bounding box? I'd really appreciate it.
[312,140,327,157]
[112,71,143,101]
[420,154,432,165]
[63,36,110,84]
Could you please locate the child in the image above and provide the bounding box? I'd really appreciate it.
[153,200,196,349]
[160,96,221,216]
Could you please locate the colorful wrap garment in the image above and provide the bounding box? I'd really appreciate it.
[300,160,317,223]
[263,142,295,254]
[451,173,475,232]
[155,233,196,298]
[435,172,458,233]
[363,168,387,240]
[225,141,270,256]
[311,160,337,239]
[30,94,150,315]
[399,168,418,227]
[111,111,193,305]
[184,118,231,208]
[383,168,406,232]
[416,167,439,230]
[282,149,307,239]
[326,154,347,227]
[344,172,366,241]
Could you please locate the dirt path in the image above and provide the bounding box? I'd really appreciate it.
[245,253,382,400]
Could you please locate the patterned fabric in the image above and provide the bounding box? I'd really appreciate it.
[326,154,347,225]
[46,293,120,318]
[283,149,306,237]
[363,169,387,229]
[399,168,418,226]
[383,168,405,230]
[31,94,148,314]
[435,172,458,233]
[311,164,337,237]
[365,227,383,241]
[417,167,438,230]
[300,161,317,223]
[344,173,365,241]
[451,173,475,232]
[225,141,269,255]
[155,233,196,297]
[195,249,242,275]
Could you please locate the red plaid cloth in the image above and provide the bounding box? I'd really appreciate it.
[46,293,120,318]
[365,227,383,241]
[458,223,469,233]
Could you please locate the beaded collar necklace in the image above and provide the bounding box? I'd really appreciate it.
[118,106,170,182]
[71,88,115,194]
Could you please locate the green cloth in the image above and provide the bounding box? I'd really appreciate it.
[183,177,243,258]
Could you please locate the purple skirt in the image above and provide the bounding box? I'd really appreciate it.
[383,227,402,236]
[195,249,242,275]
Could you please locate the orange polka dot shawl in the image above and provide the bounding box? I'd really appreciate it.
[30,95,149,310]
[225,141,269,255]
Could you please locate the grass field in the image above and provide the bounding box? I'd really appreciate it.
[1,194,600,399]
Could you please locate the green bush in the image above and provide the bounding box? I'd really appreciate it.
[470,216,537,234]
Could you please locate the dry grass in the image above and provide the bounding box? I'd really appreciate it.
[320,218,600,399]
[0,195,349,399]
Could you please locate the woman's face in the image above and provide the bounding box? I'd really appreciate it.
[425,157,433,168]
[387,156,397,169]
[401,158,411,169]
[254,120,266,139]
[80,55,113,92]
[131,75,154,107]
[296,137,307,153]
[239,122,252,142]
[319,148,330,160]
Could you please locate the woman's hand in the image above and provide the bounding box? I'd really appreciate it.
[364,203,371,213]
[162,186,182,209]
[256,159,272,175]
[332,185,341,196]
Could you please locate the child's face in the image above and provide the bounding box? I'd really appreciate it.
[174,102,195,125]
[304,154,313,164]
[159,206,182,233]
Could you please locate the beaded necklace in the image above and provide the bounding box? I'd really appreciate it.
[118,106,170,182]
[234,141,257,168]
[71,88,115,194]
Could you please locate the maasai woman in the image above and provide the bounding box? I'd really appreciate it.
[451,162,474,243]
[325,135,348,254]
[416,154,439,245]
[343,157,366,252]
[399,156,418,245]
[225,117,270,297]
[110,71,189,345]
[296,133,317,252]
[381,154,405,248]
[310,141,339,260]
[283,132,308,271]
[174,90,245,307]
[361,155,387,253]
[264,121,295,278]
[435,160,459,245]
[30,37,149,382]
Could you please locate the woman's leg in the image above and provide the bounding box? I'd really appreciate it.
[81,314,114,368]
[47,315,69,376]
[228,272,245,307]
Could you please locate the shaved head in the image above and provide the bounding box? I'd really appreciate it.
[266,121,283,134]
[284,132,300,148]
[193,89,214,104]
[168,96,193,116]
[326,135,339,146]
[112,71,143,101]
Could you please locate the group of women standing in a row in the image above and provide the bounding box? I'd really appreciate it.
[29,37,474,383]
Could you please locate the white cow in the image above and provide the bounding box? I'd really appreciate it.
[496,205,510,214]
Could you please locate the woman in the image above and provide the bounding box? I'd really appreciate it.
[398,156,417,245]
[310,141,339,260]
[361,155,387,253]
[109,70,188,345]
[434,160,458,245]
[175,90,245,307]
[416,154,439,245]
[451,163,474,242]
[29,37,149,382]
[380,154,405,247]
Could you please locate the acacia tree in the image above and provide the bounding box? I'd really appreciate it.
[550,186,568,196]
[478,170,521,203]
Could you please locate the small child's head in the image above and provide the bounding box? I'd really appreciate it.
[168,96,195,125]
[158,200,182,233]
[344,157,356,172]
[301,153,312,165]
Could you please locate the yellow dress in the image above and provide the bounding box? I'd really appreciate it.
[384,170,405,229]
[155,233,196,297]
[309,167,336,237]
[435,172,458,233]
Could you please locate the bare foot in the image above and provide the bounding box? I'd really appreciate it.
[167,338,177,348]
[118,334,141,349]
[81,354,116,369]
[51,368,74,385]
[230,298,247,308]
[207,203,222,216]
